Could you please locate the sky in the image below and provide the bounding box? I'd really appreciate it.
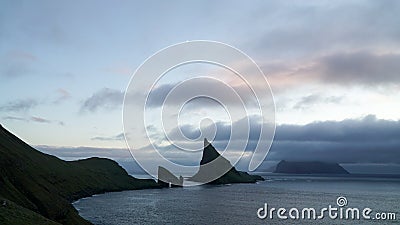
[1,0,400,174]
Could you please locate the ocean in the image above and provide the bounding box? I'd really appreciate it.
[73,174,400,224]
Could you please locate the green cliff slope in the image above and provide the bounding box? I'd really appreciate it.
[0,125,159,224]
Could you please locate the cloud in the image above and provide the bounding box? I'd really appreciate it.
[3,115,64,125]
[316,51,400,85]
[1,51,37,78]
[31,116,52,123]
[263,51,400,93]
[293,94,343,109]
[164,115,400,165]
[6,51,37,61]
[53,88,71,104]
[145,83,175,107]
[243,1,400,91]
[270,115,400,165]
[103,66,132,76]
[144,79,259,109]
[168,115,262,143]
[2,116,28,122]
[91,133,125,141]
[275,115,399,142]
[0,89,70,113]
[1,63,32,78]
[249,1,400,58]
[0,99,38,112]
[80,88,124,112]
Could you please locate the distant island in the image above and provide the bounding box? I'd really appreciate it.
[0,125,160,225]
[273,160,350,174]
[189,139,264,184]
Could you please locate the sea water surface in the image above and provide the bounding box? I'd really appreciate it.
[73,174,400,225]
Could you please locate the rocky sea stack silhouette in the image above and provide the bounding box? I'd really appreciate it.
[158,166,183,187]
[190,138,264,184]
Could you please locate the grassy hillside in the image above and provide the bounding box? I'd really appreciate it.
[0,124,159,224]
[0,197,61,225]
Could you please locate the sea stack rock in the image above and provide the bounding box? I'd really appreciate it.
[190,138,264,184]
[158,166,183,187]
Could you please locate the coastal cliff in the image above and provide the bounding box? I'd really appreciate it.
[0,125,159,225]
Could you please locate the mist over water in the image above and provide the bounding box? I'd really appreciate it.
[74,175,400,225]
